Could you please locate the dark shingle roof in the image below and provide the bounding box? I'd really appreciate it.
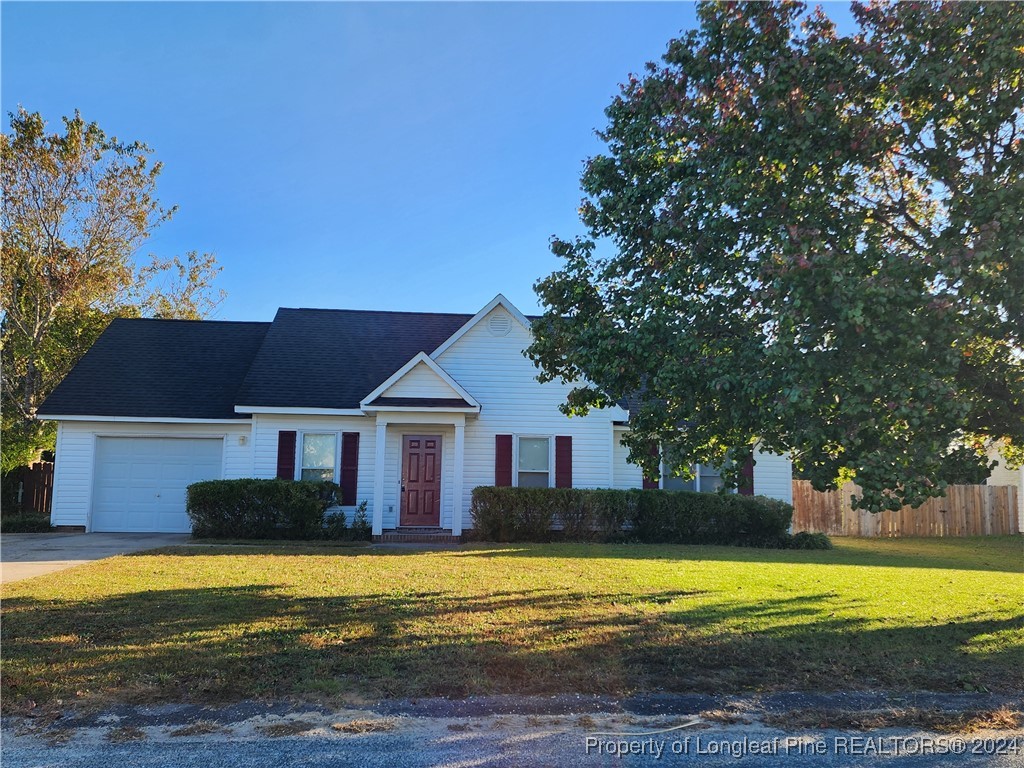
[38,318,271,419]
[233,308,472,410]
[368,397,473,408]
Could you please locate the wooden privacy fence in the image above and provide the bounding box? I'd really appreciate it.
[792,480,1019,537]
[11,461,54,515]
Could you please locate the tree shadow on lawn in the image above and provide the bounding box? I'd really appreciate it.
[445,539,1024,575]
[3,583,1021,711]
[138,536,1024,575]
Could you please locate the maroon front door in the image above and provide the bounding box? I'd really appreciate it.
[401,435,441,527]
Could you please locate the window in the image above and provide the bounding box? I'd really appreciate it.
[698,464,725,493]
[300,433,337,482]
[662,467,696,491]
[660,463,727,492]
[517,436,551,488]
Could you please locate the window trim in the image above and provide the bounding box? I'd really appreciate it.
[660,460,734,494]
[296,430,341,483]
[512,434,554,488]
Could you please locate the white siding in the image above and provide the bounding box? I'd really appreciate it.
[436,305,625,529]
[986,444,1024,532]
[753,445,793,504]
[251,414,376,520]
[50,420,253,530]
[380,362,461,400]
[613,427,644,490]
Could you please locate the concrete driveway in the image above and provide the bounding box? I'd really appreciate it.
[0,532,190,583]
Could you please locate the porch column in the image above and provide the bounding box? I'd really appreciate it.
[372,419,387,536]
[452,422,465,537]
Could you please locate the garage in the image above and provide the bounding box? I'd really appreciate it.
[91,437,224,532]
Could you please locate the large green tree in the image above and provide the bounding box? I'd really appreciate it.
[1,108,225,472]
[529,1,1023,511]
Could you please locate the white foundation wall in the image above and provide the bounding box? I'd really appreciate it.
[436,306,626,529]
[49,420,254,530]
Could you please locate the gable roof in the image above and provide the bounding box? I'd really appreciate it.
[233,308,472,411]
[38,297,546,420]
[431,294,532,358]
[359,352,480,410]
[37,318,271,420]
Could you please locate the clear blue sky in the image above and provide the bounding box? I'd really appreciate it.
[2,2,853,321]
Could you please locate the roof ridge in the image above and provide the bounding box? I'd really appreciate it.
[110,317,271,326]
[278,307,474,317]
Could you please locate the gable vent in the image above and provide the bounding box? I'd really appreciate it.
[487,312,512,337]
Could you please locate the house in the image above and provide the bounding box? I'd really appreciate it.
[986,441,1024,532]
[38,294,794,538]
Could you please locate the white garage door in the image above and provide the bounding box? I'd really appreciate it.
[92,437,224,533]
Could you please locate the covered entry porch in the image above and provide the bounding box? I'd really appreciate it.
[369,411,474,540]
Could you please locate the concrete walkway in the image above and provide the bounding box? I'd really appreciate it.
[0,532,190,583]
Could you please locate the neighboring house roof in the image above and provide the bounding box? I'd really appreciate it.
[233,308,473,410]
[37,318,271,420]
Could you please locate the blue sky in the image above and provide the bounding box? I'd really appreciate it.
[2,2,851,321]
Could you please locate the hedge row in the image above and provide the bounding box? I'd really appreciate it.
[468,486,825,548]
[186,479,370,540]
[1,512,55,533]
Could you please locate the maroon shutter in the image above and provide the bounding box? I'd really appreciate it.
[555,436,573,488]
[642,442,660,489]
[277,431,297,479]
[739,454,755,496]
[495,434,513,487]
[340,432,360,505]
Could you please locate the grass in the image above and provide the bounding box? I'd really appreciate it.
[1,537,1021,711]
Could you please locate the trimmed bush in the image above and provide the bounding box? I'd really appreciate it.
[469,486,798,547]
[783,531,834,550]
[1,512,54,533]
[187,479,340,539]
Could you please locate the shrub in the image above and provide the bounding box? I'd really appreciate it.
[187,479,340,539]
[1,512,54,533]
[469,486,794,547]
[349,501,372,541]
[469,487,559,543]
[323,500,372,542]
[784,531,834,550]
[323,510,349,540]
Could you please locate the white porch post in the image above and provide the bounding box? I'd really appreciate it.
[452,422,465,537]
[373,419,387,536]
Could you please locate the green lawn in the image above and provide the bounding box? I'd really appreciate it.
[2,537,1021,711]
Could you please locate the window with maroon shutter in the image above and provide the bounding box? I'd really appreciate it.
[340,432,360,505]
[555,436,572,488]
[276,431,297,479]
[739,455,755,496]
[495,434,513,486]
[642,441,660,489]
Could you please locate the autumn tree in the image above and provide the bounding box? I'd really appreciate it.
[1,108,225,471]
[528,1,1023,511]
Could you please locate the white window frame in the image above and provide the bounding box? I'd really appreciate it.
[512,434,554,488]
[659,460,734,494]
[296,430,341,483]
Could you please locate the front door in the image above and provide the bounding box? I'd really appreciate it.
[401,435,441,527]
